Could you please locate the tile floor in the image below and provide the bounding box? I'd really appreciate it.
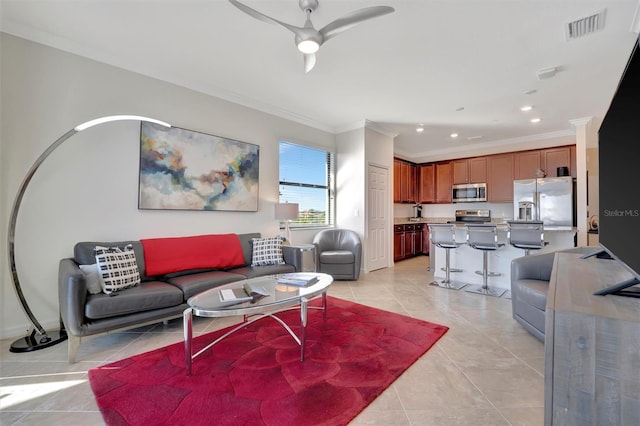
[0,256,544,425]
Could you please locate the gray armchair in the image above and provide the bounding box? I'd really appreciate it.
[511,246,596,341]
[312,229,362,280]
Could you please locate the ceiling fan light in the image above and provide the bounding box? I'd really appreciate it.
[298,40,320,54]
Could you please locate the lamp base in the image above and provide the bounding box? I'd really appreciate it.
[10,328,67,353]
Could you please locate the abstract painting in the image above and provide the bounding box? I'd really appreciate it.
[139,123,259,211]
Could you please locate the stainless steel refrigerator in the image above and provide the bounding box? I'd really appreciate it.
[513,177,574,226]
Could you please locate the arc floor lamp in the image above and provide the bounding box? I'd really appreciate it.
[8,115,171,352]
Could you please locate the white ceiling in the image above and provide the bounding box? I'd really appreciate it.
[2,0,639,163]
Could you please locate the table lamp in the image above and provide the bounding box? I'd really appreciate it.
[275,203,299,244]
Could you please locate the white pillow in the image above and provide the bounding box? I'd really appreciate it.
[79,263,103,295]
[94,245,141,294]
[251,237,285,266]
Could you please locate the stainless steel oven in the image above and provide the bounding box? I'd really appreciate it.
[452,183,487,202]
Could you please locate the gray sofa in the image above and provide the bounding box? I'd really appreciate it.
[510,246,596,341]
[58,233,296,362]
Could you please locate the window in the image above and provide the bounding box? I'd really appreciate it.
[279,141,334,227]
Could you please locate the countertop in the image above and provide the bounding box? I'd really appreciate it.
[394,217,577,232]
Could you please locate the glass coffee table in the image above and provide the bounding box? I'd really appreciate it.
[183,272,333,376]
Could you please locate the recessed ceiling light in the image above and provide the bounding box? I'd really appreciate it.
[416,127,424,133]
[456,107,465,111]
[450,133,459,138]
[523,89,537,95]
[520,105,534,112]
[530,117,542,123]
[467,135,483,140]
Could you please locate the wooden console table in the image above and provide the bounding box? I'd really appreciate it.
[544,252,640,425]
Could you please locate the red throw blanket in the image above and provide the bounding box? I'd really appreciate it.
[141,234,245,276]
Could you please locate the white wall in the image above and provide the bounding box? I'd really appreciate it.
[335,128,365,235]
[0,34,336,338]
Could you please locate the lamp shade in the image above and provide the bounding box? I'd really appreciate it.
[275,203,299,220]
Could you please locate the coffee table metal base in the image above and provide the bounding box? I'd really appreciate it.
[184,292,327,376]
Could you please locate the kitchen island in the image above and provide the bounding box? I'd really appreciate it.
[429,222,577,292]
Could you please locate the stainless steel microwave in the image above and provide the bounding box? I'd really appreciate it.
[452,183,487,202]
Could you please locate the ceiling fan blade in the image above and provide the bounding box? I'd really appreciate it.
[304,53,317,73]
[319,6,395,43]
[228,0,303,36]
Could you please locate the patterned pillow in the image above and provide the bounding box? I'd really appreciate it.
[79,263,103,295]
[94,245,141,294]
[251,237,285,266]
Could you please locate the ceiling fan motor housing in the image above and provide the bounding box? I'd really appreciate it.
[299,0,319,13]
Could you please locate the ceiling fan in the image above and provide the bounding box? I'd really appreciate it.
[228,0,395,73]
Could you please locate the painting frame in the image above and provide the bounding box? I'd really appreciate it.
[138,123,259,212]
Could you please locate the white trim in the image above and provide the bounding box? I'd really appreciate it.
[631,0,640,34]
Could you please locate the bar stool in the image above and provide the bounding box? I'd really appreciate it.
[465,224,506,297]
[428,224,468,290]
[507,220,547,256]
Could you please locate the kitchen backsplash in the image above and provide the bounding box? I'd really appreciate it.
[394,202,513,221]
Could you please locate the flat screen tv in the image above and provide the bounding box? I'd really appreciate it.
[592,38,640,297]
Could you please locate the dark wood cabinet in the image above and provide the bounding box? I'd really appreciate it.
[542,146,572,177]
[468,157,487,183]
[453,157,487,184]
[452,159,468,184]
[394,223,424,261]
[514,150,541,179]
[487,153,514,202]
[514,146,575,179]
[418,164,435,203]
[435,162,452,203]
[393,159,401,202]
[398,146,573,205]
[422,225,430,255]
[393,226,404,261]
[394,158,417,203]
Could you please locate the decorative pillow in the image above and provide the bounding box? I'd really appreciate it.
[251,237,285,266]
[94,245,141,294]
[79,263,103,295]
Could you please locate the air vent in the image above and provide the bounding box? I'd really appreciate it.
[565,9,606,40]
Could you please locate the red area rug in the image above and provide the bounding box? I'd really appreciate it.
[89,296,448,425]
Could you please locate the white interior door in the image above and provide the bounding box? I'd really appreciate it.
[368,164,389,271]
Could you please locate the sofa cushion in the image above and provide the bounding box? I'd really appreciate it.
[319,250,355,264]
[251,236,286,266]
[75,241,147,279]
[166,270,246,300]
[141,234,245,276]
[84,281,183,319]
[94,245,141,294]
[232,263,296,279]
[79,264,102,295]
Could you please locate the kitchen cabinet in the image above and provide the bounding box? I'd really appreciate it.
[542,146,572,177]
[418,164,435,203]
[453,157,487,184]
[435,162,452,203]
[487,153,514,202]
[393,226,404,261]
[514,146,575,179]
[394,224,424,261]
[452,159,468,184]
[394,158,417,203]
[422,225,430,255]
[469,157,488,183]
[514,150,541,179]
[393,159,401,202]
